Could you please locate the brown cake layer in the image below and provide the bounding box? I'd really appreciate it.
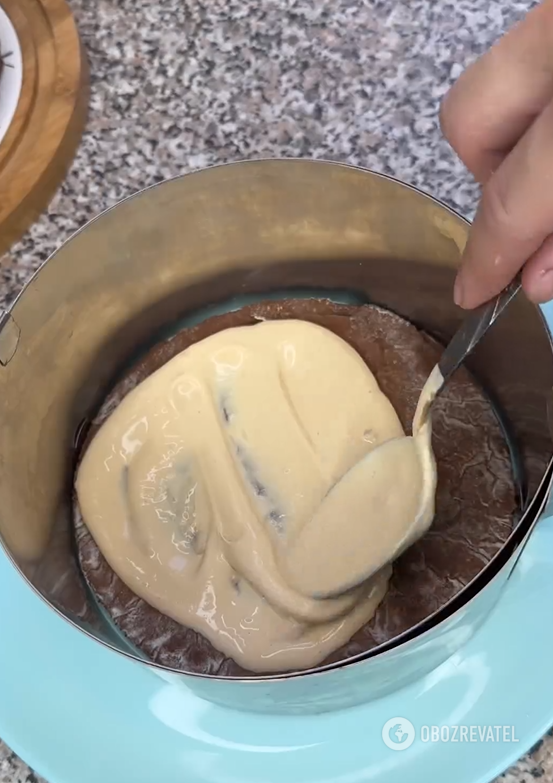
[74,299,517,676]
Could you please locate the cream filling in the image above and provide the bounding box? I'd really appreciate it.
[76,319,437,672]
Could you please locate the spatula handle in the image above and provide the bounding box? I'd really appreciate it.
[439,274,522,382]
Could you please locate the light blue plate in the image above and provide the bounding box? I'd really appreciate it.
[2,302,553,783]
[0,495,552,783]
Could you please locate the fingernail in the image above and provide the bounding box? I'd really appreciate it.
[533,268,553,303]
[454,274,464,307]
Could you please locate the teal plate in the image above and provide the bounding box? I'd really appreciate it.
[1,508,553,783]
[1,302,553,783]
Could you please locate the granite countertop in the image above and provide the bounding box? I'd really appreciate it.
[0,0,551,780]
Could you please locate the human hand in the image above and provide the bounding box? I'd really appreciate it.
[440,0,553,308]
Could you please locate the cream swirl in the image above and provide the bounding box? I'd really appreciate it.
[76,319,436,672]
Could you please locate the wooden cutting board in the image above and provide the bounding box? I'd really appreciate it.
[0,0,88,257]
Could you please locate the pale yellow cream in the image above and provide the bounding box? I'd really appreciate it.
[76,319,437,672]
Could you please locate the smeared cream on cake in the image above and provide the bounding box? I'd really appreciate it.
[76,319,437,672]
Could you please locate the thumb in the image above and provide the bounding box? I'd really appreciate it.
[455,96,553,309]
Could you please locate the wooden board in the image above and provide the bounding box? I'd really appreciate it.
[0,0,88,257]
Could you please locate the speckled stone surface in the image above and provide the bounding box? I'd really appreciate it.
[0,0,550,780]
